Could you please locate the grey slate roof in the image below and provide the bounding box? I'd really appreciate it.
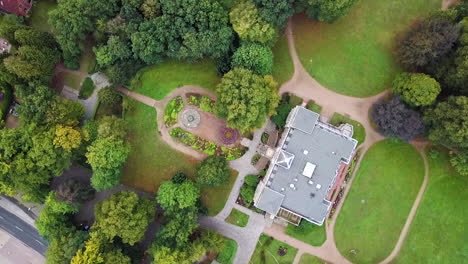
[255,187,284,215]
[255,106,357,225]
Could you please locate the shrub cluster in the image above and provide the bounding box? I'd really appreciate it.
[188,95,215,113]
[240,174,260,206]
[164,97,184,127]
[169,127,245,160]
[79,77,96,99]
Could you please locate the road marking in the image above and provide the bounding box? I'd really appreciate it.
[14,226,23,232]
[35,239,44,245]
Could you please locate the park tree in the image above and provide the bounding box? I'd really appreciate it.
[14,28,58,50]
[49,0,120,68]
[371,96,425,141]
[215,68,279,133]
[396,18,460,70]
[131,0,233,64]
[156,180,200,212]
[302,0,358,23]
[36,192,78,241]
[70,232,130,264]
[94,191,156,245]
[96,116,126,140]
[94,36,132,68]
[424,96,468,148]
[86,137,130,190]
[157,209,199,248]
[98,86,122,105]
[392,73,441,107]
[230,0,277,45]
[252,0,295,28]
[46,97,85,127]
[55,179,95,205]
[104,59,144,85]
[140,0,161,18]
[195,156,230,187]
[16,84,55,124]
[46,231,88,264]
[231,42,274,75]
[450,150,468,176]
[53,125,82,152]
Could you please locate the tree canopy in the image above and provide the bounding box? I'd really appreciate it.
[156,180,200,213]
[215,68,279,133]
[252,0,295,28]
[303,0,358,23]
[424,96,468,148]
[371,96,425,141]
[450,150,468,176]
[392,73,441,107]
[94,191,156,245]
[196,155,230,187]
[231,42,274,75]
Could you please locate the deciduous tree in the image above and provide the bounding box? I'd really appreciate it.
[303,0,358,23]
[215,68,279,132]
[392,73,441,106]
[156,180,200,212]
[231,42,273,75]
[450,150,468,176]
[252,0,295,28]
[424,96,468,148]
[46,231,88,264]
[195,156,230,187]
[53,125,82,152]
[371,96,425,141]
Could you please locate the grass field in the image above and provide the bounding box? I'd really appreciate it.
[329,113,366,146]
[272,32,294,85]
[299,254,328,264]
[217,237,238,264]
[79,39,97,74]
[285,221,326,247]
[394,148,468,264]
[293,0,441,97]
[27,0,57,32]
[132,59,220,100]
[250,234,298,264]
[121,98,236,215]
[226,208,249,227]
[61,72,82,90]
[334,139,425,263]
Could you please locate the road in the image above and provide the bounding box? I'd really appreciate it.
[0,207,47,255]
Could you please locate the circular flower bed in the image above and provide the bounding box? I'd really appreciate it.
[219,127,239,145]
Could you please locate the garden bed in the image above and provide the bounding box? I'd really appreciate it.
[187,94,215,113]
[164,97,184,127]
[169,127,245,160]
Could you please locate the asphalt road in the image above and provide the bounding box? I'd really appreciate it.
[0,207,47,255]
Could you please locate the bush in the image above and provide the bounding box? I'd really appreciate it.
[79,77,95,99]
[288,94,303,106]
[231,42,273,75]
[306,100,322,113]
[245,174,260,187]
[261,132,269,144]
[450,150,468,176]
[98,86,122,105]
[271,99,293,129]
[170,128,245,159]
[188,95,215,113]
[196,156,230,187]
[251,154,261,165]
[240,185,255,206]
[164,97,184,127]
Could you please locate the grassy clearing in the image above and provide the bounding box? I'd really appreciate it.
[27,0,57,32]
[334,139,425,263]
[61,72,82,90]
[79,39,97,74]
[299,254,328,264]
[285,221,326,246]
[329,113,366,146]
[121,98,236,215]
[249,234,298,264]
[272,32,294,85]
[394,148,468,264]
[217,237,238,264]
[225,208,249,227]
[293,0,440,97]
[131,59,220,100]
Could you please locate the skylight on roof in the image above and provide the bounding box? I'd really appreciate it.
[303,162,316,178]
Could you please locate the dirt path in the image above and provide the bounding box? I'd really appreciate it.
[378,142,430,264]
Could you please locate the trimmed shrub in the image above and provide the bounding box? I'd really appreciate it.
[79,77,95,99]
[245,174,260,187]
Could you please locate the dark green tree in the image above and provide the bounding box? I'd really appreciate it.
[46,231,88,264]
[252,0,295,28]
[196,156,230,187]
[303,0,358,23]
[450,150,468,176]
[231,42,273,75]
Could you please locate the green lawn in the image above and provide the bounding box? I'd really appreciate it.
[285,221,326,246]
[299,254,328,264]
[329,113,366,146]
[334,139,425,264]
[394,148,468,264]
[225,208,249,227]
[79,39,97,74]
[27,0,57,32]
[272,32,294,85]
[217,238,238,264]
[293,0,440,97]
[61,72,82,90]
[121,98,236,216]
[131,59,220,100]
[249,234,298,264]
